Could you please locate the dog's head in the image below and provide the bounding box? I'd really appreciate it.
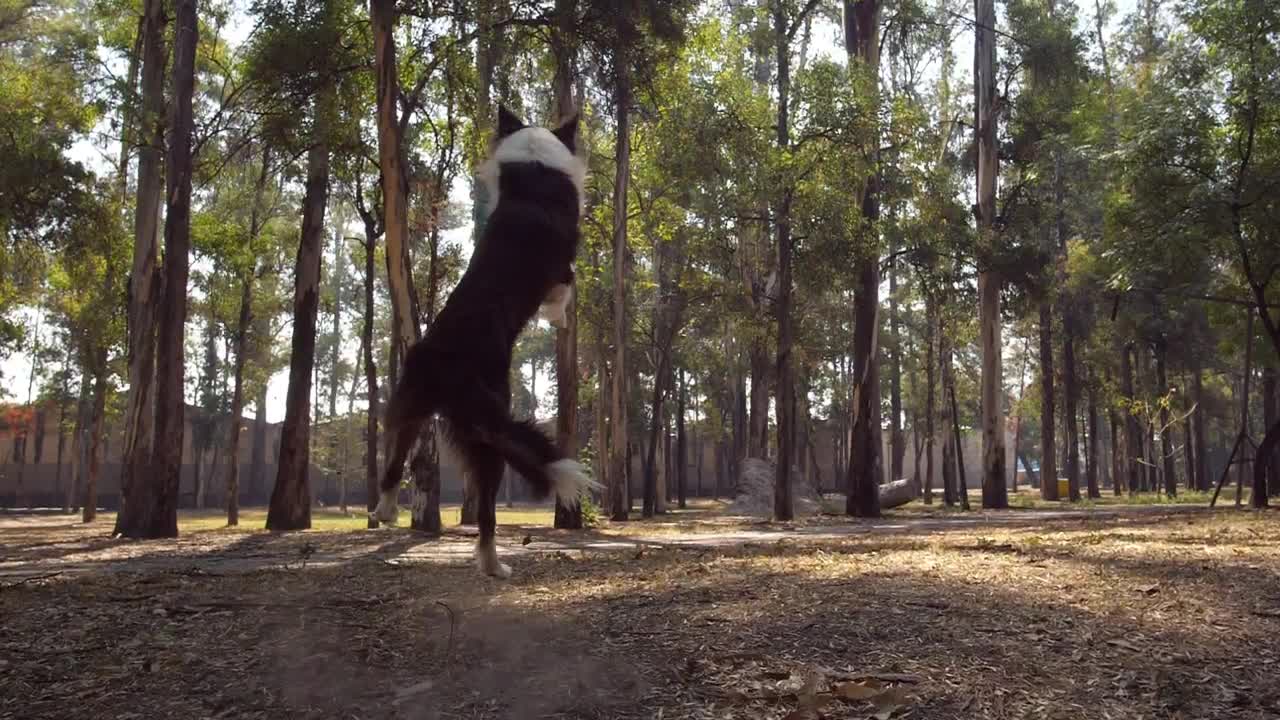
[479,106,586,217]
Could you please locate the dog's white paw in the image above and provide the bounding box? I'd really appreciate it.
[475,542,512,579]
[372,488,399,525]
[548,459,601,509]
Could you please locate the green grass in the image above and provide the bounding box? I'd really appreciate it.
[171,504,556,533]
[1003,487,1244,509]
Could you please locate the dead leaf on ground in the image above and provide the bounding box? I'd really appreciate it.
[870,685,911,720]
[834,679,885,700]
[1137,583,1160,595]
[1107,639,1142,652]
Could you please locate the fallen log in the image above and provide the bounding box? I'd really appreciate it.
[879,477,920,510]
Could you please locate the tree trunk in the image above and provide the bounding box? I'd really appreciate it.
[593,304,609,508]
[1086,368,1101,498]
[121,0,197,538]
[974,0,1006,509]
[251,384,268,502]
[372,0,439,533]
[676,369,688,509]
[552,0,582,529]
[1063,319,1081,502]
[772,3,797,521]
[1109,407,1123,495]
[1192,366,1207,491]
[1262,365,1277,497]
[1154,342,1176,496]
[951,383,970,510]
[843,0,882,519]
[328,229,342,422]
[888,258,904,482]
[83,362,108,522]
[1038,303,1058,500]
[225,274,253,527]
[1121,344,1141,495]
[362,216,380,528]
[924,296,937,504]
[940,331,957,507]
[65,377,84,513]
[1237,312,1257,507]
[115,0,165,537]
[608,44,631,523]
[267,80,331,532]
[748,343,770,458]
[55,372,69,512]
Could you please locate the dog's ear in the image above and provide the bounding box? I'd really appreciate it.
[497,105,525,139]
[552,112,579,153]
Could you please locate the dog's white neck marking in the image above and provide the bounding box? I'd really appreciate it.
[478,126,587,217]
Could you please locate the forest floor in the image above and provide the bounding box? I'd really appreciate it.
[1,498,1278,720]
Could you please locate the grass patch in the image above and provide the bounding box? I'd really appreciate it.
[147,505,558,534]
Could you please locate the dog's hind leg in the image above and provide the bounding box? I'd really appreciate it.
[453,430,509,578]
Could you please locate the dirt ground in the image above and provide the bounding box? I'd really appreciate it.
[2,503,1278,719]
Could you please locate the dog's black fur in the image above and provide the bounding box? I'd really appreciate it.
[375,107,587,576]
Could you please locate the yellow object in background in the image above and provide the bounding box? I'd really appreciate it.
[1057,479,1069,499]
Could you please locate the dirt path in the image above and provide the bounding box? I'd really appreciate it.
[2,506,1278,719]
[0,504,1211,581]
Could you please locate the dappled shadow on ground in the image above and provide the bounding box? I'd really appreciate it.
[1,510,1278,719]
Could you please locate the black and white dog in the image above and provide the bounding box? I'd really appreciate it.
[372,106,597,579]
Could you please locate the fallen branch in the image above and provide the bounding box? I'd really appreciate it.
[0,571,63,589]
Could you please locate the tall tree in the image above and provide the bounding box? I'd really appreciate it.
[975,0,1007,508]
[843,0,883,518]
[114,0,165,536]
[118,0,198,538]
[552,0,584,530]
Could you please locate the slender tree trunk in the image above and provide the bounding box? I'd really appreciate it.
[844,0,882,518]
[924,297,937,504]
[66,378,87,514]
[594,318,609,507]
[372,0,439,533]
[1192,366,1207,491]
[551,0,583,529]
[888,258,904,482]
[951,384,970,510]
[115,0,165,536]
[1121,344,1141,495]
[55,372,69,512]
[1262,365,1277,497]
[940,330,957,507]
[748,344,770,459]
[608,46,631,522]
[677,369,688,509]
[1063,321,1081,502]
[644,356,667,518]
[267,80,331,532]
[1039,304,1057,500]
[362,217,380,527]
[1086,368,1101,498]
[225,274,253,527]
[1109,407,1123,495]
[328,229,342,422]
[1236,312,1257,507]
[1153,342,1176,496]
[250,384,268,502]
[974,0,1006,508]
[83,362,108,522]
